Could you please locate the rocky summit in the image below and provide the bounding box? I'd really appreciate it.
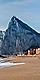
[1,16,40,55]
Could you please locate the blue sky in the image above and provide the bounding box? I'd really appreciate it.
[0,0,40,33]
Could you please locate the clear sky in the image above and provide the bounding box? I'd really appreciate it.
[0,0,40,33]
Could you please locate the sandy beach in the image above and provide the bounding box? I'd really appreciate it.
[0,56,40,80]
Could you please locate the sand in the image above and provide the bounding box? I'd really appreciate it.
[0,56,40,80]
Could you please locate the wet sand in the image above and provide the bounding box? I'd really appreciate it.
[0,56,40,80]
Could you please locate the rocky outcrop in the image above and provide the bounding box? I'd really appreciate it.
[1,16,40,55]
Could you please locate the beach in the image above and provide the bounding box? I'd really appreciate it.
[0,56,40,80]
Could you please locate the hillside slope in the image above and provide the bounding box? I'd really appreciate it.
[1,16,40,55]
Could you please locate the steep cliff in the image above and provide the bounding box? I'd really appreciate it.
[1,16,40,55]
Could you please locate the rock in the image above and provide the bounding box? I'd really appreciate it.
[1,16,40,55]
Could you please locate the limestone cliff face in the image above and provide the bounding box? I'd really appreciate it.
[1,16,40,55]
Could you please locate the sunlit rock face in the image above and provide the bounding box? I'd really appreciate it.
[1,16,40,55]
